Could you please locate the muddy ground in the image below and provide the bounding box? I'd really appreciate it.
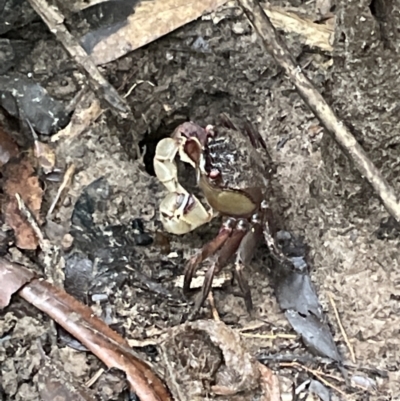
[1,0,400,400]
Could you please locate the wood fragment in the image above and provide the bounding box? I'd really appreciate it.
[264,5,333,52]
[26,0,131,118]
[238,0,400,222]
[84,1,332,65]
[87,0,230,65]
[328,292,356,364]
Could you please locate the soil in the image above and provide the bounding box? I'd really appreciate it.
[1,0,400,400]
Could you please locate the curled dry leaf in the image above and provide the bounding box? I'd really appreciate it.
[3,156,44,249]
[51,92,102,142]
[161,319,273,400]
[190,320,260,396]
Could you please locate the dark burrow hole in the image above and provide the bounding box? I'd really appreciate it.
[139,112,189,176]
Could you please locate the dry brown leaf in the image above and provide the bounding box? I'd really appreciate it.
[87,0,230,65]
[0,126,19,167]
[84,1,333,65]
[258,362,281,401]
[3,156,44,249]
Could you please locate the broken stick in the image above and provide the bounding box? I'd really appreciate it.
[238,0,400,222]
[27,0,132,118]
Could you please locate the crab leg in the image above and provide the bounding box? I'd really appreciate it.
[183,218,236,294]
[193,221,248,313]
[234,222,263,312]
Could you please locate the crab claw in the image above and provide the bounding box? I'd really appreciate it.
[160,190,214,235]
[154,138,202,193]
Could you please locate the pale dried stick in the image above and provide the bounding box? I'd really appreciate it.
[207,292,221,321]
[47,164,76,218]
[240,332,297,340]
[238,0,400,222]
[85,368,105,388]
[328,292,356,363]
[15,193,44,245]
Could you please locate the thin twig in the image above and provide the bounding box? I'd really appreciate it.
[15,193,44,245]
[47,164,76,218]
[279,361,348,398]
[207,292,221,321]
[241,332,297,340]
[26,0,131,118]
[85,368,105,388]
[328,292,356,364]
[238,0,400,222]
[16,194,65,288]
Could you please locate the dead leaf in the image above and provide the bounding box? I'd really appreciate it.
[3,156,43,249]
[83,0,230,65]
[79,0,333,66]
[0,126,19,167]
[258,362,281,401]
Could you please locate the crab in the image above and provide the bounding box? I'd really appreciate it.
[154,116,275,312]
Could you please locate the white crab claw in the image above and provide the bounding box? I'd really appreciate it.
[160,191,214,235]
[153,138,180,192]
